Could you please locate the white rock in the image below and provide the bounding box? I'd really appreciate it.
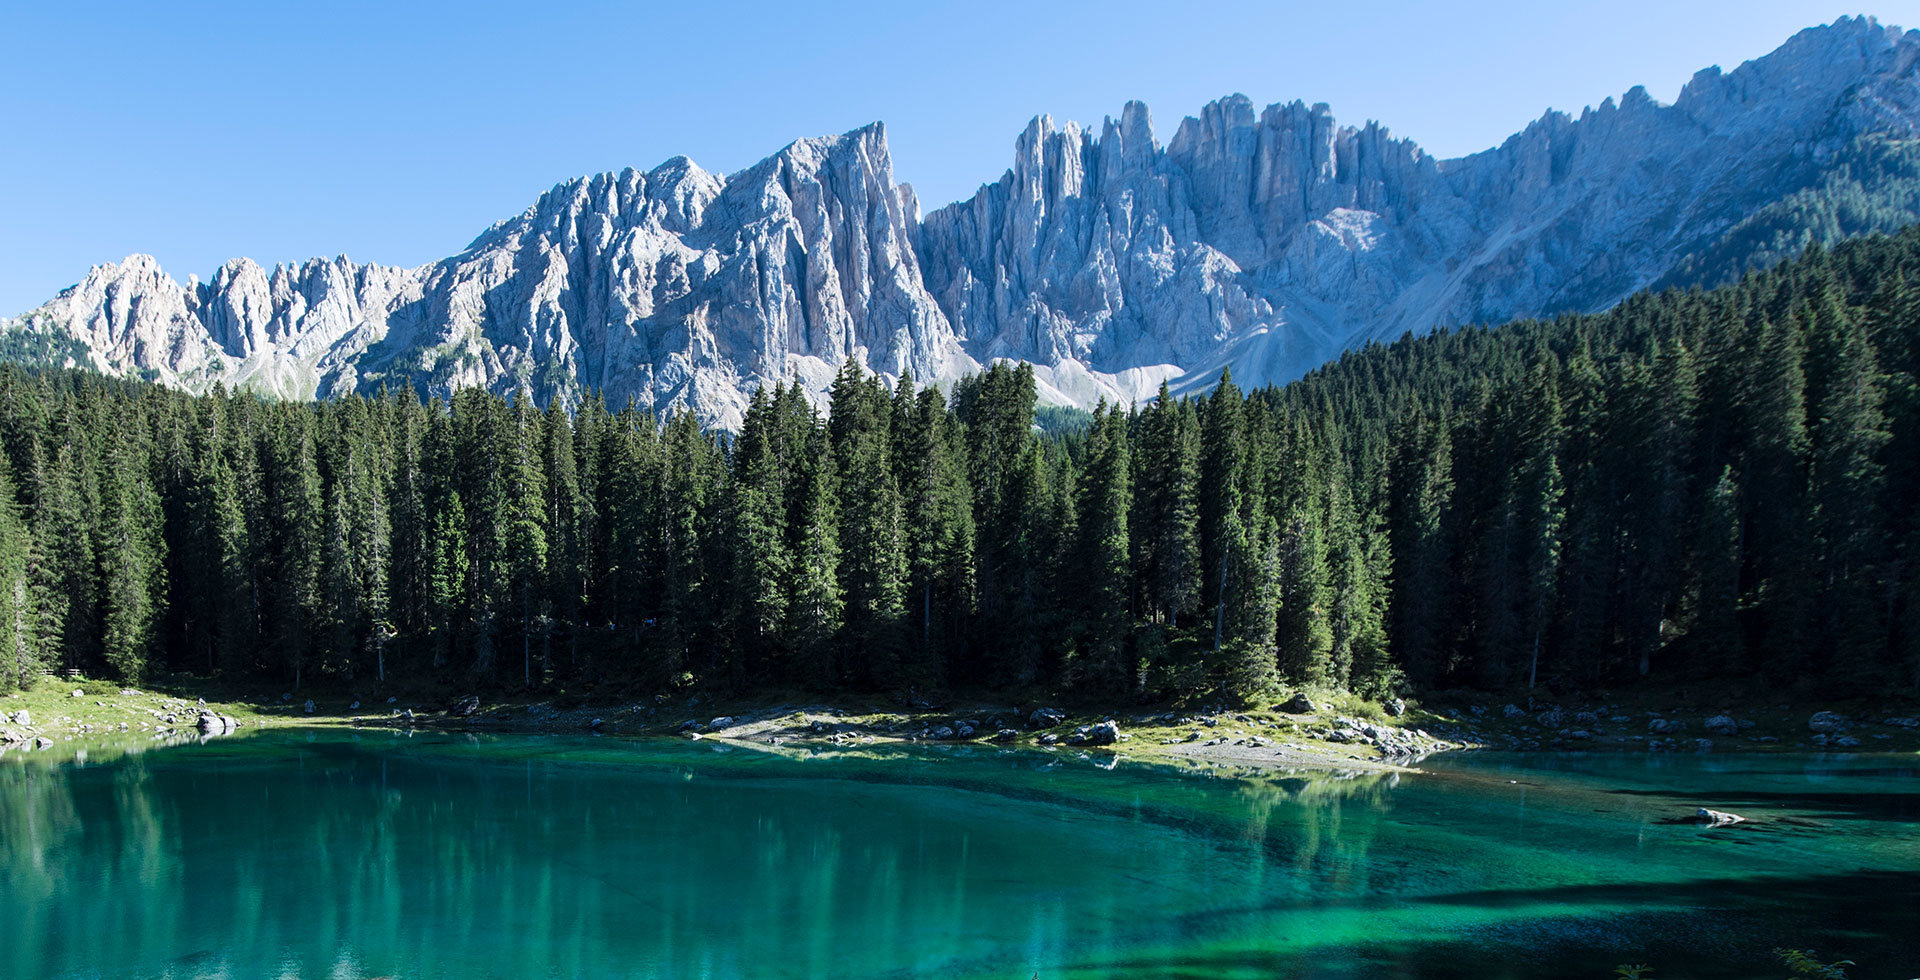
[6,19,1916,428]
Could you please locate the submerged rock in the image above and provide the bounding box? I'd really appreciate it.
[1695,807,1745,826]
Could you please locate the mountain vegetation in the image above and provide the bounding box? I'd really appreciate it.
[1,229,1918,703]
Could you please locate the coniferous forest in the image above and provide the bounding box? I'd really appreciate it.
[1,230,1918,704]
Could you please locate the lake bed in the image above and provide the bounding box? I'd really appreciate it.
[1,732,1914,979]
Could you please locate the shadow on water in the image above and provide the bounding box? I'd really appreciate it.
[1603,786,1920,821]
[1045,871,1920,980]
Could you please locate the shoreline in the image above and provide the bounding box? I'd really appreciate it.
[8,680,1918,775]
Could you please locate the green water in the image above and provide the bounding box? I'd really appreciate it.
[1,732,1914,979]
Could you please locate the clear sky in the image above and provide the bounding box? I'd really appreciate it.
[1,1,1908,314]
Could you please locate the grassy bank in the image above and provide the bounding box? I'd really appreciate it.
[9,670,1918,777]
[0,672,358,747]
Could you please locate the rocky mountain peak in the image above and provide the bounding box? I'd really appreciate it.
[8,18,1920,427]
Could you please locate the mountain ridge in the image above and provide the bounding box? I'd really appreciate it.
[7,15,1919,428]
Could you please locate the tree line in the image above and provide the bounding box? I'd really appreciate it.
[0,228,1917,702]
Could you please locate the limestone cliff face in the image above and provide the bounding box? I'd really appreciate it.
[8,17,1918,425]
[916,15,1920,404]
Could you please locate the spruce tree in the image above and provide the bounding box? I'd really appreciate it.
[97,422,166,683]
[0,465,34,691]
[1072,403,1134,695]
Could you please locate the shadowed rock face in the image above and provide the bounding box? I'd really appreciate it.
[8,17,1919,428]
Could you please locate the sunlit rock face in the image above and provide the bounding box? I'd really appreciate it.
[10,17,1918,426]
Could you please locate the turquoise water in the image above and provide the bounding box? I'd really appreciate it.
[0,732,1914,979]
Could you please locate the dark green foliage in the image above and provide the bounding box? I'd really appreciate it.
[1656,135,1920,292]
[1,228,1917,698]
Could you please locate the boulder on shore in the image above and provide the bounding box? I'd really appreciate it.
[1068,721,1121,747]
[1384,698,1406,718]
[12,709,28,727]
[195,712,235,735]
[452,695,480,717]
[1695,807,1745,826]
[1027,707,1066,729]
[1279,693,1317,714]
[990,728,1019,743]
[1808,711,1851,733]
[1648,718,1684,735]
[1704,715,1739,736]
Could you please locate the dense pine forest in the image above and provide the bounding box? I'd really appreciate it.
[1,229,1918,704]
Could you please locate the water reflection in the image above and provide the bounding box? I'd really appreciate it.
[0,734,1913,980]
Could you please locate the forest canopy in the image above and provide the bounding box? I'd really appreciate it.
[1,229,1918,704]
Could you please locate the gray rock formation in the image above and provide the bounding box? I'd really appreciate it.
[1027,706,1066,729]
[1809,711,1852,733]
[1279,693,1317,714]
[1068,720,1121,746]
[6,18,1918,427]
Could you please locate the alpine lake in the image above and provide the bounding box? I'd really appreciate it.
[1,730,1914,979]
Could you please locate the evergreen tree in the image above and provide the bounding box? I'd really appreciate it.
[898,383,974,685]
[1386,411,1453,685]
[0,465,34,691]
[1072,403,1134,695]
[786,422,844,688]
[97,421,166,683]
[828,361,908,687]
[1136,384,1202,628]
[731,388,792,671]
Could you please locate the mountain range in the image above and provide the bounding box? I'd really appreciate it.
[6,15,1920,428]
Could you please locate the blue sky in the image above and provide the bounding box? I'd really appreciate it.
[1,1,1905,313]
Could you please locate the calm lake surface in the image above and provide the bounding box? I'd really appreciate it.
[1,731,1914,980]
